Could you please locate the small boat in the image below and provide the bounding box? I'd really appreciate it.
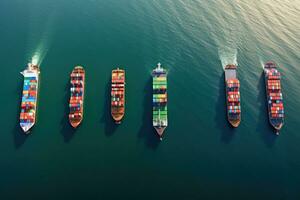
[19,63,40,133]
[111,68,125,124]
[69,66,85,128]
[152,63,168,140]
[264,61,284,134]
[224,64,241,127]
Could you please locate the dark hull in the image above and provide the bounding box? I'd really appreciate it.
[111,69,125,124]
[265,79,284,132]
[70,119,82,128]
[68,66,85,128]
[224,64,241,128]
[264,65,284,133]
[226,91,241,128]
[154,126,166,140]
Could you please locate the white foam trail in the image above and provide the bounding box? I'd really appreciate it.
[31,48,46,66]
[30,40,49,66]
[218,47,238,69]
[26,7,58,66]
[259,57,265,69]
[31,54,39,66]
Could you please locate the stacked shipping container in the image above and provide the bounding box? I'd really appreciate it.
[267,69,284,119]
[20,76,37,124]
[69,67,85,127]
[226,79,241,116]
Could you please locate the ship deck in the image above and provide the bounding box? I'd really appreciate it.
[225,69,236,80]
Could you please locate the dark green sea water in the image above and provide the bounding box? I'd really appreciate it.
[1,0,300,199]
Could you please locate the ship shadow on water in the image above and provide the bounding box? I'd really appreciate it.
[256,73,277,147]
[13,126,29,149]
[101,80,118,136]
[138,78,160,149]
[13,79,28,148]
[60,82,76,142]
[214,73,236,143]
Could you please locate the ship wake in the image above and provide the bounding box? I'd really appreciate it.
[259,57,266,69]
[218,47,238,69]
[26,7,59,66]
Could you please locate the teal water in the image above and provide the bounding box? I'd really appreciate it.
[1,0,300,199]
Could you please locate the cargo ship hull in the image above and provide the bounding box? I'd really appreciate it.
[264,61,284,133]
[224,64,241,127]
[111,68,125,124]
[19,63,40,133]
[152,63,168,140]
[69,66,85,128]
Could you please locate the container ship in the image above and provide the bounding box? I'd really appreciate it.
[224,64,241,127]
[264,61,284,134]
[111,68,125,124]
[152,63,168,140]
[69,66,85,128]
[19,63,40,133]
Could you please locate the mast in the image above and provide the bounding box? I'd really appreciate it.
[158,109,161,127]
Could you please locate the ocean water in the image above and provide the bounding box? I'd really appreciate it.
[0,0,300,199]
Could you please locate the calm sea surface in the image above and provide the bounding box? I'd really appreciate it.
[0,0,300,199]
